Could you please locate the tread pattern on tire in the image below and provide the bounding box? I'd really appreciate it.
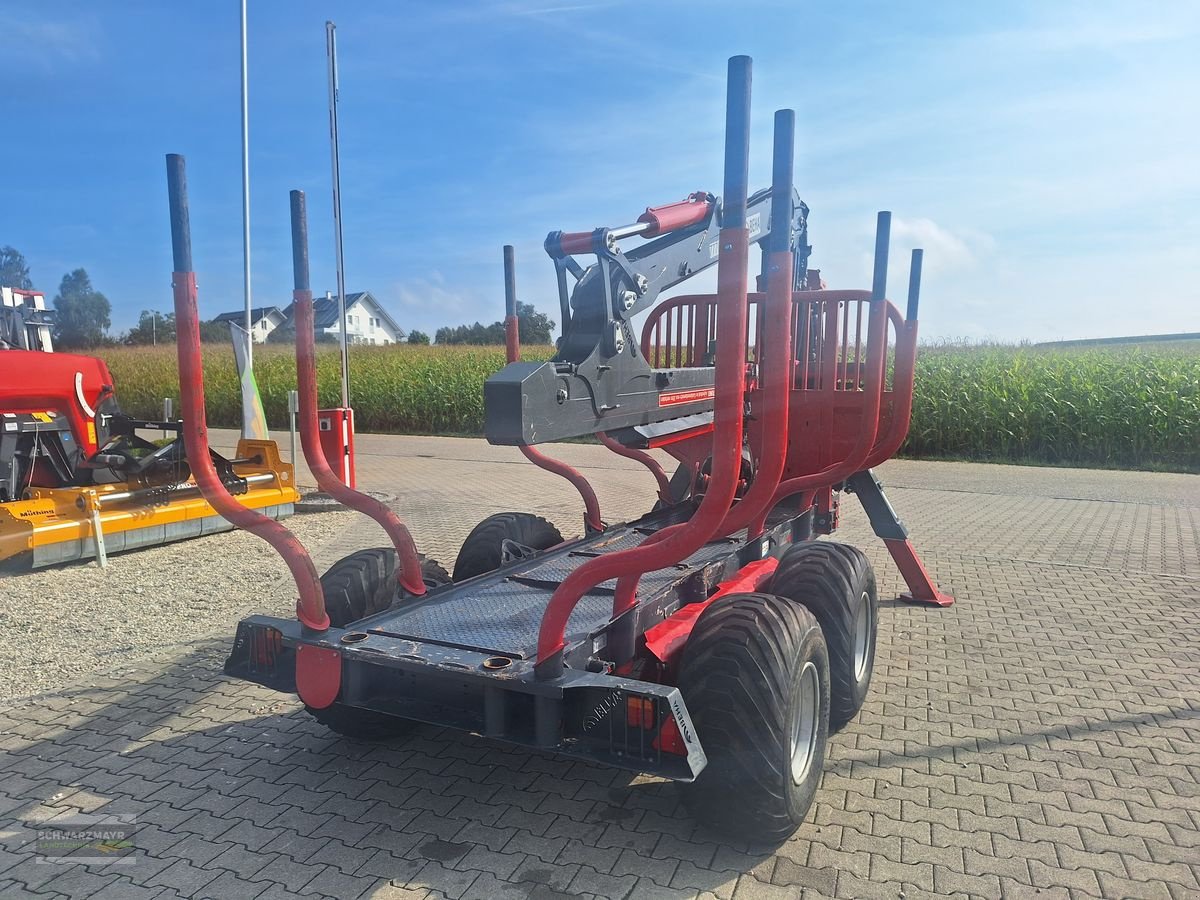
[770,540,877,730]
[321,548,449,628]
[678,591,828,842]
[452,512,563,581]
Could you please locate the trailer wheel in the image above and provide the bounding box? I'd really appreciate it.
[304,702,416,742]
[322,548,450,629]
[770,541,877,730]
[679,592,830,842]
[452,513,563,581]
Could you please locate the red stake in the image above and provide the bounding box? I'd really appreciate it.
[502,246,603,533]
[289,190,427,595]
[595,431,673,505]
[295,293,427,594]
[166,155,329,632]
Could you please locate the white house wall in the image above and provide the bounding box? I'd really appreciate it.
[322,299,403,345]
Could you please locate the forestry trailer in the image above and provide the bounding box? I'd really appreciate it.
[211,55,951,839]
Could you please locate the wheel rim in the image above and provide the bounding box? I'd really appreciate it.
[790,661,820,785]
[853,590,872,683]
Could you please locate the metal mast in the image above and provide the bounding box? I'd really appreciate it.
[240,0,252,367]
[326,20,350,408]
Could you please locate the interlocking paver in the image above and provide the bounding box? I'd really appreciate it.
[145,858,222,894]
[299,864,381,898]
[451,821,518,853]
[513,857,585,892]
[730,873,799,900]
[460,871,541,900]
[505,829,568,863]
[3,436,1199,899]
[408,811,468,842]
[612,848,679,885]
[560,840,622,873]
[407,860,479,899]
[251,854,324,892]
[194,869,271,900]
[91,876,164,900]
[259,829,325,863]
[569,865,639,899]
[454,844,525,880]
[208,843,276,880]
[1095,870,1177,900]
[356,848,425,882]
[162,834,233,867]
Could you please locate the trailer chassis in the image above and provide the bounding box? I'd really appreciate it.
[227,502,811,781]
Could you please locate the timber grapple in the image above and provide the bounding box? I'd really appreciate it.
[214,54,953,840]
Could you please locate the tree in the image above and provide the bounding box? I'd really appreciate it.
[124,309,176,345]
[434,321,503,345]
[199,318,232,343]
[0,246,33,290]
[432,303,554,346]
[407,330,430,345]
[516,301,554,345]
[52,269,111,348]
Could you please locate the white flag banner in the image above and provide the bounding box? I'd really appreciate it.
[229,322,269,441]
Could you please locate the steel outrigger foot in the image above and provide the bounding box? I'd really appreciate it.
[844,469,954,607]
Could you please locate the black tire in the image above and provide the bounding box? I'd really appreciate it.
[305,702,418,742]
[322,548,450,629]
[678,592,831,842]
[452,512,563,581]
[653,452,755,513]
[305,547,449,741]
[770,541,878,731]
[651,464,695,512]
[665,464,694,503]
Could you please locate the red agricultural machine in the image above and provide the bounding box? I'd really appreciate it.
[213,55,950,840]
[0,292,296,571]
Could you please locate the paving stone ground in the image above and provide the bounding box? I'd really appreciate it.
[1,433,1197,899]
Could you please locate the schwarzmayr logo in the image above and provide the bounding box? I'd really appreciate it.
[33,815,137,865]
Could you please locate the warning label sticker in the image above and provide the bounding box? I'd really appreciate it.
[658,388,715,407]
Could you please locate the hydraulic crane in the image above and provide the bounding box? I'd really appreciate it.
[486,188,812,444]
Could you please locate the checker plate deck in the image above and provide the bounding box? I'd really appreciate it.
[366,523,742,659]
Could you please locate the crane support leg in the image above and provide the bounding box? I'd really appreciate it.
[845,469,954,607]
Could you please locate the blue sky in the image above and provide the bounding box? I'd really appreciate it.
[4,0,1198,342]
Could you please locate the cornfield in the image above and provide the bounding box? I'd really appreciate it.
[99,340,1199,471]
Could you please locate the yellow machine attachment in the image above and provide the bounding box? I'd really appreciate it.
[0,440,298,571]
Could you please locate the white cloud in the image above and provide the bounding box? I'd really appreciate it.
[8,16,101,69]
[887,217,982,274]
[390,271,471,314]
[850,216,992,303]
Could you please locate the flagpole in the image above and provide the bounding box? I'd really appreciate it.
[240,0,253,369]
[326,20,350,408]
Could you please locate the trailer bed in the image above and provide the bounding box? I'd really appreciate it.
[363,518,743,659]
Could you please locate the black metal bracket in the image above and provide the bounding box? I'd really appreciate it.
[845,469,909,541]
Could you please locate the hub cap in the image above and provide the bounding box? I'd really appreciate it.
[789,661,820,785]
[853,591,872,682]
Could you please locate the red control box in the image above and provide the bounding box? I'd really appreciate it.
[317,407,356,488]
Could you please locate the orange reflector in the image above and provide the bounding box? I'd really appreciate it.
[652,715,687,755]
[626,696,655,729]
